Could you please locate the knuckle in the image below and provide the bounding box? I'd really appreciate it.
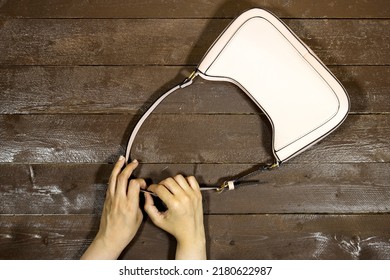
[117,173,129,183]
[160,177,173,186]
[181,194,191,204]
[117,173,125,181]
[191,190,201,201]
[170,199,182,210]
[129,179,139,187]
[148,184,160,193]
[186,176,195,185]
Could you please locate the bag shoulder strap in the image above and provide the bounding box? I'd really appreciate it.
[125,71,197,163]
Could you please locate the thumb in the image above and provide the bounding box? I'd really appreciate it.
[143,193,165,227]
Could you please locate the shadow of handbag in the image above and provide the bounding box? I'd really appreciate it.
[125,8,350,193]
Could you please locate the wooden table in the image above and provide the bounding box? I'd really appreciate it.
[0,0,389,259]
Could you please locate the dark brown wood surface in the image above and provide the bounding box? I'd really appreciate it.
[1,163,389,215]
[0,0,389,19]
[0,19,389,65]
[0,0,389,260]
[1,214,389,260]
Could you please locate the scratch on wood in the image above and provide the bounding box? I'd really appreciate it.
[335,235,377,260]
[29,165,36,188]
[306,232,332,259]
[0,233,12,239]
[336,235,361,259]
[303,233,380,259]
[32,234,41,239]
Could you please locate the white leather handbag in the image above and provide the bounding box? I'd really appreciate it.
[125,8,350,192]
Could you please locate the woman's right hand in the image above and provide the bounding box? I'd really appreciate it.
[143,175,206,260]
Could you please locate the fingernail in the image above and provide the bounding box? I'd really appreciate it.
[119,155,125,161]
[132,159,138,163]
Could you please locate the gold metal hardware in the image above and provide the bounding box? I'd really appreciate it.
[216,181,229,193]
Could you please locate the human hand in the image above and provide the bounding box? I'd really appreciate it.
[81,156,146,260]
[144,175,206,260]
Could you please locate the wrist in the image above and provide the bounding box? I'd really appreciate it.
[97,231,127,256]
[81,234,123,260]
[175,230,206,260]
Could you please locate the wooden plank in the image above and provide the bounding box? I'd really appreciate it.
[0,66,194,114]
[0,66,388,114]
[0,214,389,259]
[0,19,388,66]
[205,214,390,260]
[0,163,389,215]
[1,0,389,19]
[0,164,108,215]
[0,214,102,260]
[0,114,388,164]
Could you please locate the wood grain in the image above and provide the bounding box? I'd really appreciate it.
[87,114,390,164]
[0,114,388,164]
[0,66,388,114]
[0,163,389,215]
[1,0,389,19]
[0,214,389,259]
[1,0,389,262]
[0,19,388,65]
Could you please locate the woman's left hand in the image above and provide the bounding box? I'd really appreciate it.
[81,156,146,260]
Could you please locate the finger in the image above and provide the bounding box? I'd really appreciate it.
[126,179,144,213]
[108,155,126,196]
[116,159,139,197]
[127,179,146,207]
[159,177,185,196]
[172,174,192,193]
[144,192,164,226]
[186,176,201,193]
[148,184,175,208]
